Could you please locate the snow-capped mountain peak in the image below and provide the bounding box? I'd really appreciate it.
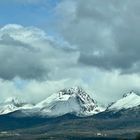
[108,91,140,110]
[36,87,104,117]
[0,97,34,115]
[59,86,85,95]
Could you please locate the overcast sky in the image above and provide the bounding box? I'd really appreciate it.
[0,0,140,105]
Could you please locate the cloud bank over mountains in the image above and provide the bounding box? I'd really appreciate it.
[55,0,140,73]
[0,24,79,80]
[1,0,140,104]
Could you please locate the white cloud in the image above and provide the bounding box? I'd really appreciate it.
[1,24,140,105]
[0,24,78,80]
[1,70,140,105]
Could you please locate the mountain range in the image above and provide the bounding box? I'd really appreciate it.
[0,87,105,117]
[0,87,140,117]
[0,87,139,140]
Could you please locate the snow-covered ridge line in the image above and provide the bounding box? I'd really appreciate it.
[0,97,34,115]
[107,91,140,110]
[0,87,140,117]
[0,87,105,117]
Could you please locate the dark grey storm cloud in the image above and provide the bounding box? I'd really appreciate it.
[0,37,47,80]
[0,25,49,80]
[56,0,140,74]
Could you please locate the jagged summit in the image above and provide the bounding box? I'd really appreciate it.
[59,86,85,95]
[58,87,96,103]
[36,87,104,117]
[58,86,96,104]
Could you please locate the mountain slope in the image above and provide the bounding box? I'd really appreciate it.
[0,97,34,115]
[0,90,139,139]
[0,112,139,139]
[1,89,139,118]
[107,91,140,111]
[95,91,140,119]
